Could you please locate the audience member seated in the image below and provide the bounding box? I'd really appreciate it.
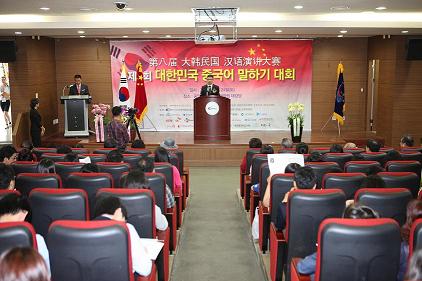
[121,169,168,231]
[104,138,117,149]
[0,145,17,165]
[281,138,294,149]
[93,196,153,277]
[16,148,35,162]
[37,159,56,174]
[361,174,385,188]
[275,166,316,230]
[308,151,323,162]
[0,163,15,190]
[137,157,175,208]
[63,152,78,163]
[260,144,274,154]
[343,142,357,149]
[366,139,381,152]
[132,139,146,149]
[406,249,422,281]
[79,163,99,173]
[240,138,262,174]
[0,247,50,281]
[106,149,124,163]
[386,150,402,162]
[262,163,302,209]
[21,140,34,151]
[56,144,72,155]
[296,142,309,154]
[400,134,414,148]
[0,194,49,267]
[154,147,182,196]
[250,145,275,192]
[329,144,344,153]
[296,203,380,280]
[367,165,384,176]
[73,143,84,148]
[399,200,422,281]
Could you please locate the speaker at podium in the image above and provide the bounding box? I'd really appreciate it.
[193,95,230,141]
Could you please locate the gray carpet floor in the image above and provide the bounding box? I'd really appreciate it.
[170,167,265,281]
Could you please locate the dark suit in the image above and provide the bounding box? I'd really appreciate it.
[200,84,220,96]
[30,108,42,147]
[69,83,89,95]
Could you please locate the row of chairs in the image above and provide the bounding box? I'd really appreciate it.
[0,215,161,281]
[239,148,422,281]
[267,189,422,281]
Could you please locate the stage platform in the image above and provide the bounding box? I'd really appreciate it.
[43,130,381,167]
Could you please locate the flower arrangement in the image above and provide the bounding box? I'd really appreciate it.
[287,102,304,138]
[91,103,110,143]
[91,103,110,116]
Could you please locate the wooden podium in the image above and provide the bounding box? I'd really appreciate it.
[60,95,91,137]
[194,96,231,140]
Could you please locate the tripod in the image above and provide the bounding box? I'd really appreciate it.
[126,116,142,140]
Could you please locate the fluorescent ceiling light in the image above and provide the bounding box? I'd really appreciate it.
[14,31,22,35]
[77,30,85,34]
[79,35,85,38]
[375,6,387,10]
[40,7,50,11]
[401,30,409,33]
[340,30,347,33]
[251,35,258,38]
[337,34,343,37]
[294,5,304,10]
[165,35,172,38]
[122,35,128,38]
[142,30,150,33]
[275,29,282,33]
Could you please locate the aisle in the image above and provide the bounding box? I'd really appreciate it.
[171,167,265,281]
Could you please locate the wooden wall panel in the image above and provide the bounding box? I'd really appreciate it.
[312,38,368,133]
[8,37,59,146]
[55,39,112,131]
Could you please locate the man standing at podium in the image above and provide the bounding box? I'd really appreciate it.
[200,74,220,96]
[69,74,89,95]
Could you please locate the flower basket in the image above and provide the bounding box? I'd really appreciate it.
[91,103,110,143]
[287,102,305,143]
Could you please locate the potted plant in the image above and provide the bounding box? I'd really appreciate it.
[287,102,304,143]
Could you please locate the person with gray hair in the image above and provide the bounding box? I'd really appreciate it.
[281,138,293,149]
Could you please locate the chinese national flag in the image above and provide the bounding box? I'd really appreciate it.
[134,61,148,122]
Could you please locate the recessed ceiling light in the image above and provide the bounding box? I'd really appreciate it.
[79,7,92,11]
[14,31,22,35]
[165,35,172,38]
[330,5,350,11]
[401,30,409,34]
[79,35,86,38]
[294,5,304,9]
[122,35,128,38]
[142,30,150,33]
[275,29,283,33]
[251,35,258,38]
[337,34,344,38]
[375,6,387,10]
[40,7,50,11]
[77,30,85,34]
[340,30,348,34]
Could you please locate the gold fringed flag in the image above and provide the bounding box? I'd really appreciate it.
[134,61,148,122]
[333,63,345,125]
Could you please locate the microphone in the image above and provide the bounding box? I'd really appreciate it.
[67,84,74,88]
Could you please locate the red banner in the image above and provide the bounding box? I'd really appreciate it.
[110,40,312,131]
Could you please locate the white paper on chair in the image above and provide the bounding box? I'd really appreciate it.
[267,154,305,175]
[79,156,91,164]
[139,238,164,260]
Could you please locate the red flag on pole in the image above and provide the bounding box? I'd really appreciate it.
[134,61,148,122]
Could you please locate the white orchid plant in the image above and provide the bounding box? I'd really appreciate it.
[287,102,304,137]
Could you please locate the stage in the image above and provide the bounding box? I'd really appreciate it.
[42,130,382,167]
